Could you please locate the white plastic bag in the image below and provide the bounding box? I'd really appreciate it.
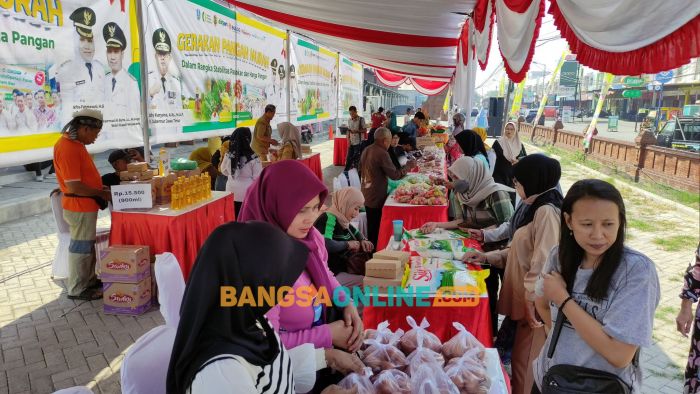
[398,316,442,355]
[444,349,491,394]
[337,367,374,394]
[411,362,459,394]
[361,337,408,374]
[442,322,486,361]
[372,369,411,394]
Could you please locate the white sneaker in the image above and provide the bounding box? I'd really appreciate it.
[35,175,44,182]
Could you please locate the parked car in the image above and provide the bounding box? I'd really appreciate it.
[656,116,700,152]
[525,109,545,125]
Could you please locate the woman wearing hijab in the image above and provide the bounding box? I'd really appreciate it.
[188,147,218,189]
[239,161,364,355]
[314,187,373,288]
[220,127,263,217]
[421,156,514,232]
[455,130,490,170]
[276,122,302,160]
[166,221,363,394]
[462,154,562,394]
[492,121,527,188]
[473,127,497,174]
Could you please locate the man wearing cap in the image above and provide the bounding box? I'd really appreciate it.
[148,28,181,113]
[103,22,139,121]
[55,7,106,105]
[53,109,110,300]
[102,147,145,187]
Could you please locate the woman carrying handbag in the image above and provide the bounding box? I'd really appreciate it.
[533,179,660,393]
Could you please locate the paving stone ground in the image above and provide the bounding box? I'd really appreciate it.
[0,139,697,393]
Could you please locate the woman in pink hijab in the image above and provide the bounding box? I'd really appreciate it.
[238,160,364,354]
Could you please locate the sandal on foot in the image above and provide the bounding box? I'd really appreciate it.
[68,288,103,301]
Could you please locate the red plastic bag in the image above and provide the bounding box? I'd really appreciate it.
[442,322,486,361]
[372,369,411,394]
[361,337,408,374]
[398,316,442,355]
[337,367,374,394]
[444,349,491,394]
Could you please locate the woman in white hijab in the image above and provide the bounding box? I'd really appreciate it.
[492,121,526,188]
[276,122,302,160]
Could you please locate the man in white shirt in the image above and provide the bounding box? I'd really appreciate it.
[54,7,106,105]
[13,93,38,132]
[103,22,139,122]
[0,99,15,132]
[148,28,181,113]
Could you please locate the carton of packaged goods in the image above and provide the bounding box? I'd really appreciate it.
[372,250,411,265]
[363,272,403,294]
[138,170,153,181]
[99,245,151,283]
[127,162,148,172]
[103,276,152,315]
[365,258,403,279]
[301,144,312,153]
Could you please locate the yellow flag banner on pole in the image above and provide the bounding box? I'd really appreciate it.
[509,78,527,118]
[533,50,569,125]
[443,83,452,115]
[498,75,506,97]
[584,73,615,149]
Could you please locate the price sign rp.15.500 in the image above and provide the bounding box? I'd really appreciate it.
[111,184,153,211]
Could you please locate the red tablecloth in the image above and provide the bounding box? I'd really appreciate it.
[363,295,493,347]
[299,153,323,182]
[376,198,448,251]
[333,137,348,166]
[109,191,234,281]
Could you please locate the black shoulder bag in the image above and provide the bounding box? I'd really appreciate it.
[542,300,635,394]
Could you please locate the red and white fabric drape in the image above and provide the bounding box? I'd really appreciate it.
[550,0,700,75]
[472,0,495,70]
[374,70,450,96]
[495,0,544,82]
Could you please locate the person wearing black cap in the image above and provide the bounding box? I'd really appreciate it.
[148,28,181,113]
[103,22,139,120]
[55,7,106,104]
[53,109,110,301]
[101,147,145,187]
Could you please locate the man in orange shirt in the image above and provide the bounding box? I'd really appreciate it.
[54,109,111,300]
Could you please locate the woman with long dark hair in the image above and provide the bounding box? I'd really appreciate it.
[532,179,660,393]
[455,130,490,170]
[676,243,700,393]
[462,154,562,394]
[220,127,263,217]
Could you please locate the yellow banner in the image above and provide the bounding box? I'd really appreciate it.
[509,78,527,119]
[442,84,452,114]
[584,73,615,148]
[498,76,506,97]
[533,50,569,125]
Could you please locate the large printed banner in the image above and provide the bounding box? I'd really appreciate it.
[144,0,287,144]
[0,0,143,167]
[290,34,337,126]
[338,55,363,120]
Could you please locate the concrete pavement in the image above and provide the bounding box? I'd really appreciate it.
[0,139,697,393]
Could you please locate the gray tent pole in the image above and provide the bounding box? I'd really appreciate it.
[286,31,291,122]
[136,0,151,164]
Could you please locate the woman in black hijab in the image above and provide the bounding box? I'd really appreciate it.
[455,130,490,170]
[166,221,362,393]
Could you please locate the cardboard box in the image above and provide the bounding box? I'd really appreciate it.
[119,171,140,181]
[172,168,201,178]
[103,276,152,315]
[365,259,403,279]
[153,174,176,205]
[127,162,148,172]
[372,250,411,265]
[138,171,153,181]
[301,144,312,153]
[363,274,403,294]
[99,245,151,283]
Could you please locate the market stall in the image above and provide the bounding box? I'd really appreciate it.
[333,136,348,166]
[110,191,234,281]
[376,146,449,251]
